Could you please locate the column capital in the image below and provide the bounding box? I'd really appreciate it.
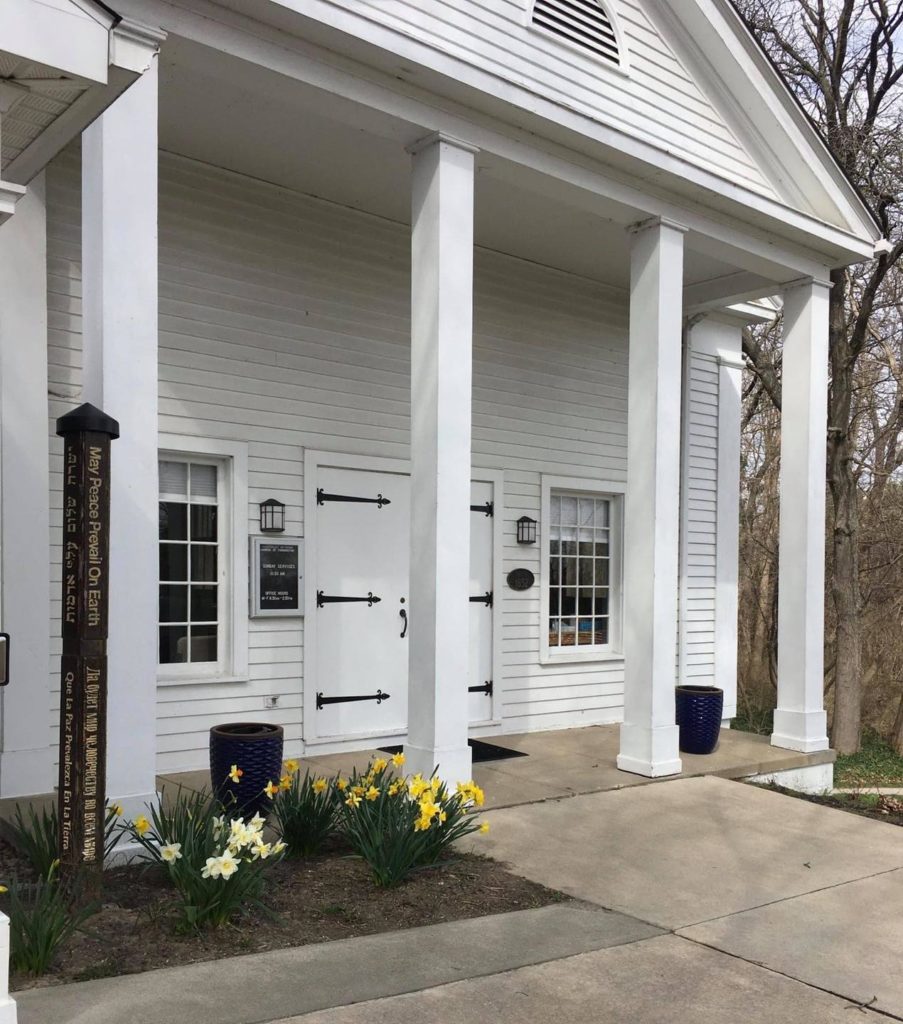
[110,19,167,75]
[780,274,833,294]
[406,131,480,157]
[627,215,688,238]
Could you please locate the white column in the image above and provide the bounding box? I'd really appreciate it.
[772,279,830,752]
[0,173,54,797]
[81,61,159,814]
[618,217,686,778]
[0,911,15,1023]
[404,132,476,786]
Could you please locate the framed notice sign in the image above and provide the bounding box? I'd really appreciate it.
[250,536,304,617]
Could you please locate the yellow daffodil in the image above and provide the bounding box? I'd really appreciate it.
[133,815,151,837]
[413,816,432,832]
[279,775,292,791]
[351,785,365,798]
[391,752,406,768]
[480,821,490,834]
[284,759,300,774]
[430,777,441,795]
[272,840,287,855]
[388,781,402,797]
[372,758,388,773]
[264,780,280,799]
[112,804,124,817]
[345,792,362,808]
[438,811,447,823]
[471,784,485,807]
[336,777,349,791]
[160,842,182,863]
[312,778,328,794]
[365,785,380,801]
[0,886,7,894]
[228,764,243,783]
[419,798,440,822]
[409,774,428,798]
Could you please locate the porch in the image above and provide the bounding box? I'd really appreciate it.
[152,725,836,813]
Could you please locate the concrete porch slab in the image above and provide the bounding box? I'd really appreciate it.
[679,867,903,1019]
[270,934,884,1024]
[477,776,903,929]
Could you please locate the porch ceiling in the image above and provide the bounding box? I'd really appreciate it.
[158,35,743,294]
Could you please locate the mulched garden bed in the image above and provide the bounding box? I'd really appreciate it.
[749,782,903,827]
[1,835,568,991]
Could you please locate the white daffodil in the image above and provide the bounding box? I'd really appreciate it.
[218,850,240,879]
[160,842,182,863]
[201,855,222,879]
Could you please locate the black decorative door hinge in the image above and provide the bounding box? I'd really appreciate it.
[468,680,493,697]
[317,591,381,608]
[317,689,391,710]
[469,591,493,607]
[317,488,391,508]
[470,501,494,517]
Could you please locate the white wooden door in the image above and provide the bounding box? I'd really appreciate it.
[309,461,497,742]
[469,481,495,724]
[313,466,410,739]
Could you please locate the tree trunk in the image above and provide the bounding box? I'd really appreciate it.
[827,268,863,754]
[891,690,903,756]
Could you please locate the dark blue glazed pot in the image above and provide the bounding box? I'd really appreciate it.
[675,686,723,755]
[210,723,284,818]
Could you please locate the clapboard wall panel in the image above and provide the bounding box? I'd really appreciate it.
[45,148,630,774]
[311,0,775,198]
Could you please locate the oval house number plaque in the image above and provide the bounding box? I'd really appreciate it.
[507,568,535,591]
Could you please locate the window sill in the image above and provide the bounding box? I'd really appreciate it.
[157,673,249,688]
[539,651,625,666]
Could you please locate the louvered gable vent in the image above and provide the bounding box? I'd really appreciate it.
[531,0,620,67]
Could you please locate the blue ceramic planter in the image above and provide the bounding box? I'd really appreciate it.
[675,686,723,755]
[210,722,284,818]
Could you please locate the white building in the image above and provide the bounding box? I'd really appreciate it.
[0,0,881,813]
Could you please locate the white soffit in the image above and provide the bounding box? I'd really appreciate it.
[0,1,164,186]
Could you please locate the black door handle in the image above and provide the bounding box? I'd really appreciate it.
[399,608,408,638]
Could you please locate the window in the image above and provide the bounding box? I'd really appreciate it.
[540,476,623,663]
[157,436,248,685]
[159,457,224,669]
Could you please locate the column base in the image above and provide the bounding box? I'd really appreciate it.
[0,748,55,799]
[0,995,16,1024]
[771,708,829,753]
[617,723,682,777]
[404,742,473,788]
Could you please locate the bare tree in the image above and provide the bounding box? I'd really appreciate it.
[736,0,903,753]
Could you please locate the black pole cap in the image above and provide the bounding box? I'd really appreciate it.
[56,402,120,439]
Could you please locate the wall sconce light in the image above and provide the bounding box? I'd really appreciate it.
[259,498,286,533]
[516,515,537,544]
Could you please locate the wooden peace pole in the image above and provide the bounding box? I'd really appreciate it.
[56,403,119,898]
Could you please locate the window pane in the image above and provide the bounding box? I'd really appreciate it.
[578,557,593,585]
[159,502,187,541]
[190,629,218,663]
[594,617,609,645]
[579,499,595,527]
[190,464,217,500]
[561,587,576,616]
[594,501,610,528]
[595,591,609,617]
[560,618,576,646]
[160,585,188,623]
[190,584,218,622]
[595,536,610,559]
[578,590,594,616]
[562,558,577,586]
[561,537,577,557]
[159,543,187,582]
[594,559,610,587]
[191,504,218,542]
[578,617,594,644]
[549,588,559,615]
[159,461,187,497]
[191,546,217,582]
[560,497,577,526]
[159,625,188,663]
[550,495,561,526]
[549,537,560,556]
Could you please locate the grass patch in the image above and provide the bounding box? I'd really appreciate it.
[835,731,903,788]
[731,705,773,736]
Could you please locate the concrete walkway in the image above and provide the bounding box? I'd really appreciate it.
[16,776,903,1023]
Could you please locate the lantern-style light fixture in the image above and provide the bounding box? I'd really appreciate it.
[516,515,537,544]
[259,498,286,533]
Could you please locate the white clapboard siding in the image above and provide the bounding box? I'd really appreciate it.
[313,0,776,199]
[679,348,720,685]
[45,147,630,774]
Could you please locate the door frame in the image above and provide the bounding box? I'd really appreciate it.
[303,450,503,750]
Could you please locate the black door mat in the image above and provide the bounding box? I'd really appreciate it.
[380,739,528,764]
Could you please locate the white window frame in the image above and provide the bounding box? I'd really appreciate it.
[157,434,248,685]
[539,474,625,665]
